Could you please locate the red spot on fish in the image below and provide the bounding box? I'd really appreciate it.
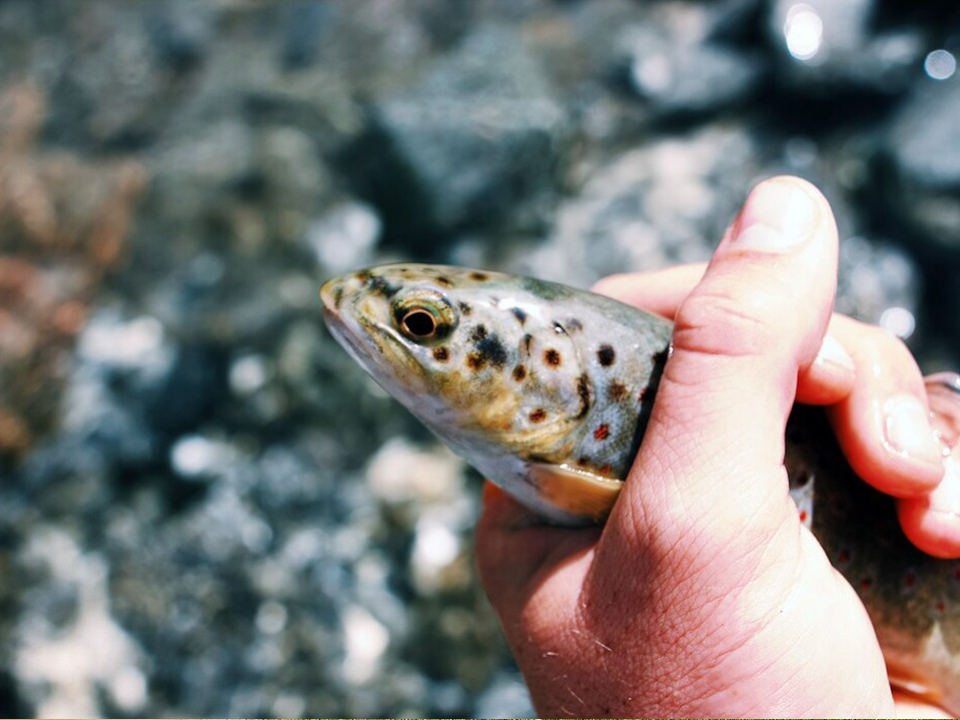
[798,510,808,523]
[512,365,527,382]
[598,464,612,475]
[544,348,561,367]
[593,424,609,441]
[529,408,547,423]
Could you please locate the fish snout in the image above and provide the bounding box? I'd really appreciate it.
[319,276,347,313]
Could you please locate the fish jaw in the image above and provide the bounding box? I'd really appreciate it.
[320,271,434,400]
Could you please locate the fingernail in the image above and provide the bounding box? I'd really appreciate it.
[732,179,819,252]
[814,334,855,374]
[929,456,960,515]
[884,394,943,465]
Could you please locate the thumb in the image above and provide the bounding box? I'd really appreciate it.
[595,175,839,586]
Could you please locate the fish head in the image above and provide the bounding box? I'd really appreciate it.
[321,264,592,458]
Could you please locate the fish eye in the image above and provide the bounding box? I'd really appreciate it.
[400,308,438,339]
[392,289,458,344]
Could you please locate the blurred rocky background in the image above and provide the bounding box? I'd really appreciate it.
[1,0,959,717]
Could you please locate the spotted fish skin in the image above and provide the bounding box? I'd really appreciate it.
[321,264,672,523]
[321,263,960,713]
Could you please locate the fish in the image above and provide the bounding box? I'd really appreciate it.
[320,263,960,714]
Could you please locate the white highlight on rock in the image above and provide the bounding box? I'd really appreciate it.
[78,312,166,367]
[308,201,382,274]
[411,514,462,593]
[366,438,464,505]
[341,605,390,685]
[784,4,824,62]
[229,353,271,395]
[255,600,288,635]
[15,527,147,718]
[170,433,227,478]
[879,306,916,339]
[924,49,957,81]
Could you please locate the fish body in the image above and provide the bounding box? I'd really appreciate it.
[321,263,960,713]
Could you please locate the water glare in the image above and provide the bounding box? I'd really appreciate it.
[784,4,824,62]
[924,49,957,81]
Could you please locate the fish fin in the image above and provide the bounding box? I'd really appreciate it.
[527,463,623,523]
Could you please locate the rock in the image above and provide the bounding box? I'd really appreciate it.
[525,125,759,287]
[836,235,921,339]
[885,74,960,249]
[618,11,761,118]
[767,0,922,95]
[354,24,566,254]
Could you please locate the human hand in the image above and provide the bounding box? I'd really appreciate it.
[476,176,956,717]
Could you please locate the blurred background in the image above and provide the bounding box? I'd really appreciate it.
[1,0,960,717]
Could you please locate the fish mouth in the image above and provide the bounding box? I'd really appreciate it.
[320,276,431,396]
[319,276,345,313]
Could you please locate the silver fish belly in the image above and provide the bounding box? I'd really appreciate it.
[321,263,960,713]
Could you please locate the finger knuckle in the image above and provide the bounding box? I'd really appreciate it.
[672,289,780,359]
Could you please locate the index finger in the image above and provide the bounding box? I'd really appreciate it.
[593,263,854,405]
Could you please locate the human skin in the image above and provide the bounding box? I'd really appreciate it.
[475,176,958,718]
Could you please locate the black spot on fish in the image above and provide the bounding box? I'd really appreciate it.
[523,333,534,352]
[467,324,508,370]
[512,365,526,382]
[566,318,583,332]
[529,408,547,423]
[470,271,490,282]
[511,307,527,324]
[433,347,449,362]
[575,373,592,419]
[354,270,372,282]
[435,275,453,286]
[528,452,551,464]
[577,456,590,467]
[608,381,627,402]
[552,321,567,335]
[544,348,561,367]
[458,301,472,316]
[333,285,344,308]
[476,334,507,369]
[597,344,616,367]
[368,275,399,298]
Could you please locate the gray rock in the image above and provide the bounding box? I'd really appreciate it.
[525,125,760,287]
[619,21,760,117]
[886,74,960,248]
[768,0,922,94]
[358,24,566,252]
